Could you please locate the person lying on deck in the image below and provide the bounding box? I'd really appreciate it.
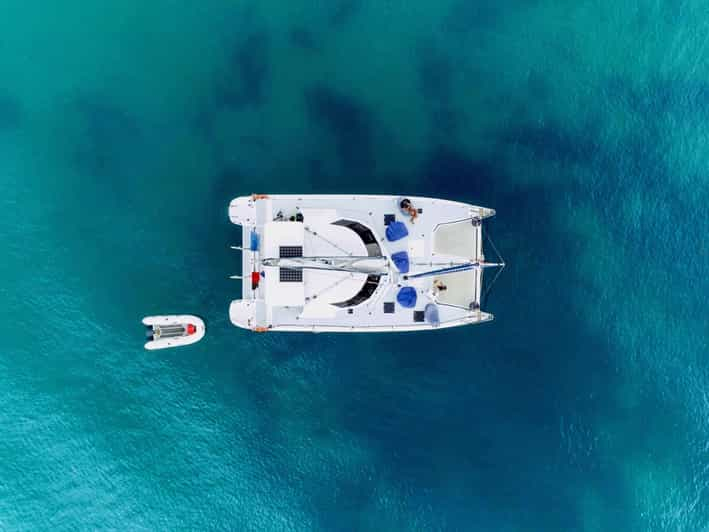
[433,279,447,295]
[400,198,418,223]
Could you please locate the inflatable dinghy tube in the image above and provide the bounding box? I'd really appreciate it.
[142,315,205,350]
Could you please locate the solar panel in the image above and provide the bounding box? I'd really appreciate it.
[279,246,303,258]
[280,268,303,283]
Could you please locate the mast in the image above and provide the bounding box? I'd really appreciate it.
[261,256,389,275]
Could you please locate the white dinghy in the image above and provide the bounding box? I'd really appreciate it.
[143,315,205,350]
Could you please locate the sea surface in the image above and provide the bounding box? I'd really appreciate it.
[1,1,707,530]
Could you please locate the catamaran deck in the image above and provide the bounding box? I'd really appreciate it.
[228,195,500,333]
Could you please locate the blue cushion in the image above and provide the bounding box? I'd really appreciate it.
[424,303,440,326]
[249,230,259,251]
[391,251,410,273]
[385,221,408,242]
[397,286,417,308]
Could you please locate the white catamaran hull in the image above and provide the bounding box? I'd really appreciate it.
[227,194,503,333]
[143,315,205,350]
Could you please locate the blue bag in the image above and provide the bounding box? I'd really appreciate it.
[385,221,408,242]
[424,303,440,327]
[250,230,259,251]
[396,286,417,308]
[391,251,410,273]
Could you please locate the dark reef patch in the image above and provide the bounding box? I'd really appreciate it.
[237,135,270,152]
[525,69,550,102]
[443,0,502,34]
[218,30,270,109]
[289,27,320,52]
[420,146,499,200]
[0,93,22,131]
[73,96,143,178]
[191,107,217,142]
[416,41,461,140]
[328,0,361,28]
[308,158,325,182]
[417,43,453,101]
[305,85,375,175]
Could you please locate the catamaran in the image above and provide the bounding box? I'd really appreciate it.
[228,195,504,333]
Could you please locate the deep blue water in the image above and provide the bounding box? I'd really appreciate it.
[1,1,708,530]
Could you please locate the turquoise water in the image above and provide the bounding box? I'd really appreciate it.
[1,1,708,530]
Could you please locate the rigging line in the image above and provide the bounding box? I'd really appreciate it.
[410,262,472,267]
[405,262,477,280]
[481,263,505,305]
[303,225,352,256]
[480,226,506,305]
[410,259,472,265]
[307,273,356,301]
[484,227,505,265]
